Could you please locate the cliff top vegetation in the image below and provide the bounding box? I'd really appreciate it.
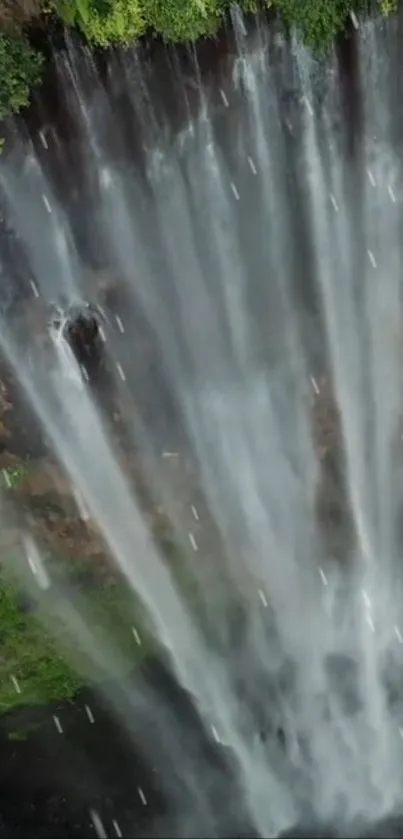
[0,1,398,117]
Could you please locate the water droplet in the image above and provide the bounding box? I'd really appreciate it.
[329,193,339,212]
[115,315,124,334]
[258,589,268,608]
[11,675,21,695]
[219,88,229,107]
[367,168,376,187]
[350,10,359,29]
[388,184,396,203]
[211,725,221,743]
[89,809,107,839]
[248,156,257,175]
[116,363,126,381]
[85,705,95,724]
[42,194,52,214]
[39,130,48,149]
[310,376,320,395]
[230,181,240,201]
[367,249,377,268]
[53,715,63,734]
[132,627,142,646]
[319,567,328,586]
[188,532,198,551]
[30,280,40,298]
[137,787,147,806]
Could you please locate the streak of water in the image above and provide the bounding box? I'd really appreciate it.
[0,155,82,303]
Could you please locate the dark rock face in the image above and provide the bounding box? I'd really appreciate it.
[62,304,100,367]
[0,659,257,839]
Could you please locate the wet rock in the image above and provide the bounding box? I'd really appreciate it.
[48,301,105,382]
[62,303,100,367]
[0,371,47,460]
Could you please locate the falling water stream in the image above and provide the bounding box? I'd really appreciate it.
[1,6,403,838]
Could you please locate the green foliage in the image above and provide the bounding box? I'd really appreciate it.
[236,0,264,12]
[377,0,397,12]
[0,580,80,711]
[141,0,223,42]
[0,567,150,713]
[270,0,352,49]
[269,0,397,49]
[53,0,399,48]
[0,34,43,118]
[38,0,262,45]
[55,0,146,45]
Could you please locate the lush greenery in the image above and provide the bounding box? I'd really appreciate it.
[143,0,223,42]
[0,0,397,117]
[271,0,354,49]
[0,565,149,714]
[52,0,397,47]
[0,33,43,118]
[55,0,146,46]
[272,0,396,49]
[0,576,80,712]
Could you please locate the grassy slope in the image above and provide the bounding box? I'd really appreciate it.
[0,570,151,713]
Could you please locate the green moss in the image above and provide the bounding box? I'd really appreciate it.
[0,582,79,712]
[0,34,44,118]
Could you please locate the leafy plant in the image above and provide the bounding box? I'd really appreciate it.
[0,34,43,118]
[377,0,397,12]
[270,0,366,49]
[236,0,261,12]
[55,0,146,45]
[143,0,223,42]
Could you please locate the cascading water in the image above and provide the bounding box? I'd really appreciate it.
[1,6,403,838]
